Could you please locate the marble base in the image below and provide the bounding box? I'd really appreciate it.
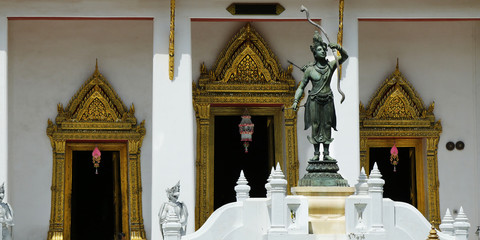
[291,186,355,235]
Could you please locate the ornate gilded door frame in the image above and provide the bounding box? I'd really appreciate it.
[64,142,129,240]
[193,23,298,229]
[359,63,442,225]
[46,64,147,240]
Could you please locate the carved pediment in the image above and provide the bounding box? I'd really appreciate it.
[195,23,295,94]
[48,62,140,131]
[360,63,441,129]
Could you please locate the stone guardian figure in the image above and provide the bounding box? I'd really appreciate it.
[159,181,188,237]
[292,30,348,162]
[0,183,13,240]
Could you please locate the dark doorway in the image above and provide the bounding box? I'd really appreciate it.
[369,147,417,206]
[214,115,275,209]
[71,151,122,240]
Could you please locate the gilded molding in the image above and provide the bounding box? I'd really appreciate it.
[193,23,298,229]
[169,0,175,80]
[46,63,147,240]
[359,63,441,225]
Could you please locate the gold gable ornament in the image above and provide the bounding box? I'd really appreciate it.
[193,23,299,229]
[359,60,442,227]
[46,61,147,240]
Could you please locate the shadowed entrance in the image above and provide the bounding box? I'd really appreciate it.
[369,147,416,206]
[71,151,122,240]
[214,115,275,209]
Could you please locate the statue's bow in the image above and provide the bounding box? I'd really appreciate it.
[301,5,346,104]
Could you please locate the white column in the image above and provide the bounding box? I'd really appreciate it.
[151,13,195,239]
[319,14,360,186]
[336,16,360,186]
[0,16,8,197]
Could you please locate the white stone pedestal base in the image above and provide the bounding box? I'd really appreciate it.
[291,186,355,234]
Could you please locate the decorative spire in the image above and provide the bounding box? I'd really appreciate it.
[367,162,385,191]
[355,167,368,195]
[234,170,250,201]
[273,162,285,179]
[453,206,470,237]
[426,224,439,240]
[439,208,454,235]
[94,58,100,76]
[265,167,274,198]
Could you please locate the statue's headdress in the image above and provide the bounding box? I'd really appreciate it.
[166,181,180,195]
[312,30,327,50]
[0,183,4,194]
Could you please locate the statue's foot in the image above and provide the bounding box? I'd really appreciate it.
[323,155,335,161]
[310,154,320,161]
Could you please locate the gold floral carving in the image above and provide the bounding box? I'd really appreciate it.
[359,62,442,226]
[193,23,298,229]
[46,62,147,240]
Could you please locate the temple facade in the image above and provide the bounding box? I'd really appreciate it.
[0,0,480,239]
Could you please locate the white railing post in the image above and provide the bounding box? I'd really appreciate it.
[440,208,454,236]
[268,163,287,234]
[234,170,250,202]
[367,163,385,233]
[453,207,470,240]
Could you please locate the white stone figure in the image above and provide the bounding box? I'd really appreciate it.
[0,183,13,240]
[159,181,188,238]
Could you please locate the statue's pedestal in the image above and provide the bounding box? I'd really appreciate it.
[291,186,354,234]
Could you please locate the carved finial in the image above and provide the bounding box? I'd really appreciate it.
[245,22,252,32]
[130,103,135,114]
[427,224,439,240]
[201,62,207,74]
[235,170,250,201]
[453,207,470,238]
[94,59,100,76]
[265,167,274,197]
[368,162,385,190]
[396,58,399,70]
[440,208,454,236]
[57,103,64,114]
[355,167,369,195]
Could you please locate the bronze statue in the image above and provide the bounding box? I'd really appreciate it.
[292,31,348,162]
[159,181,188,237]
[0,183,13,240]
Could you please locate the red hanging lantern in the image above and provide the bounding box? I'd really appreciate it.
[239,109,254,153]
[390,143,399,172]
[92,146,101,174]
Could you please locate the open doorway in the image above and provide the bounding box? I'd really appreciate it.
[364,138,425,215]
[71,151,122,240]
[369,147,417,206]
[213,115,275,209]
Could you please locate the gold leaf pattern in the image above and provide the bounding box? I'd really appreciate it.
[80,98,115,121]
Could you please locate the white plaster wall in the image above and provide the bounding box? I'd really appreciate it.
[359,21,479,239]
[8,19,153,240]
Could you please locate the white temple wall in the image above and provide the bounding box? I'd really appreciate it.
[359,20,479,239]
[8,19,153,239]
